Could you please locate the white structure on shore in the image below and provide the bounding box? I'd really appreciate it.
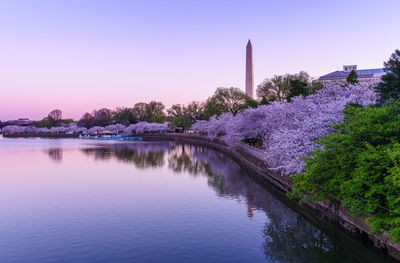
[319,65,385,83]
[245,39,254,98]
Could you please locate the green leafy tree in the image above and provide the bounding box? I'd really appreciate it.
[346,69,359,85]
[286,79,310,102]
[130,101,165,122]
[169,115,193,130]
[257,71,321,103]
[167,104,185,118]
[257,75,289,102]
[132,102,149,122]
[60,119,75,124]
[375,49,400,105]
[146,101,165,119]
[38,117,52,128]
[203,99,222,119]
[259,96,270,105]
[149,115,165,123]
[290,101,400,242]
[209,87,251,115]
[112,107,137,124]
[245,97,258,108]
[184,101,205,121]
[167,101,206,128]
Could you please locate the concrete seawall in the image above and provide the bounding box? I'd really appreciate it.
[141,133,400,261]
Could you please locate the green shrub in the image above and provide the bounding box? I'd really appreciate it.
[290,101,400,241]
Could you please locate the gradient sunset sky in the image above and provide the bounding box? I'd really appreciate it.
[1,0,399,120]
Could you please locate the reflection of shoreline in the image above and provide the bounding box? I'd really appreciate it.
[81,142,173,168]
[77,141,371,262]
[45,148,63,162]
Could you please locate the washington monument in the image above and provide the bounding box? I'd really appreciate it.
[245,39,254,98]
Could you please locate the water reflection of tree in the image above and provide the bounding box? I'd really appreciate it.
[81,148,113,161]
[78,142,380,262]
[262,216,358,263]
[46,148,63,162]
[114,148,165,168]
[167,144,212,176]
[166,144,364,263]
[81,142,171,168]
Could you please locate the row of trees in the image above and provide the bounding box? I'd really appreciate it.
[78,101,165,128]
[167,87,257,129]
[4,70,322,131]
[37,109,75,127]
[3,71,325,131]
[192,81,376,175]
[76,88,257,130]
[256,71,323,104]
[1,122,171,135]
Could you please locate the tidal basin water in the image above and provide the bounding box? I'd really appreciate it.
[0,137,396,263]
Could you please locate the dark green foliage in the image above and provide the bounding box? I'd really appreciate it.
[209,87,252,115]
[169,115,193,130]
[287,79,310,102]
[259,96,270,105]
[290,101,400,242]
[38,117,53,128]
[80,101,167,127]
[375,49,400,105]
[346,70,359,85]
[203,99,222,119]
[166,101,206,129]
[79,108,112,127]
[148,115,165,123]
[131,101,165,122]
[112,107,137,124]
[167,102,206,121]
[257,71,321,103]
[241,137,263,147]
[61,119,75,124]
[37,115,74,128]
[245,97,258,108]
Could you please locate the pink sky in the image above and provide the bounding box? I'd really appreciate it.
[1,0,399,120]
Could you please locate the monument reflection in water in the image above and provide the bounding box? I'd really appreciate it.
[0,139,394,263]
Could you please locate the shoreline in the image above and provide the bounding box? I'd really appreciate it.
[140,133,400,261]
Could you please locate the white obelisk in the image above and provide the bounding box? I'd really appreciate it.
[245,39,254,98]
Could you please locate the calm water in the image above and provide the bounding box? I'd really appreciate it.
[0,137,396,263]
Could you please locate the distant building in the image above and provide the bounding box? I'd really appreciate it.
[319,65,385,83]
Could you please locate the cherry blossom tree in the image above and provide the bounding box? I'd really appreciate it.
[192,82,377,175]
[104,124,126,134]
[50,126,68,134]
[88,126,105,134]
[124,122,170,135]
[1,125,24,134]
